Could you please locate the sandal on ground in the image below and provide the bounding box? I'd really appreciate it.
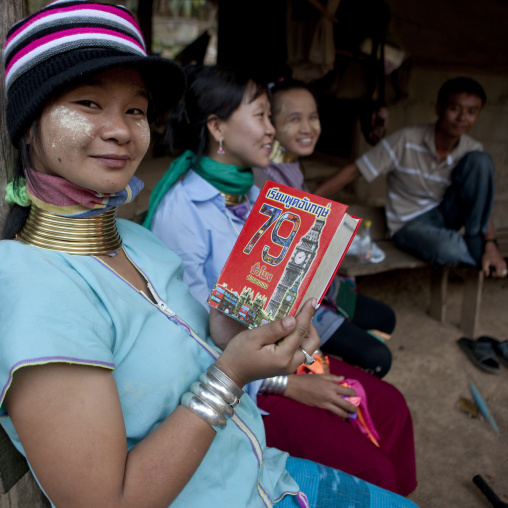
[477,336,508,368]
[457,337,501,374]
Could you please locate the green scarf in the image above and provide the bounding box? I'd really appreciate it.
[143,150,254,229]
[5,177,31,207]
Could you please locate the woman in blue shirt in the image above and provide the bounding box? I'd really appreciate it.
[146,65,417,497]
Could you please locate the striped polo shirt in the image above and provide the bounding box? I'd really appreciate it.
[356,124,483,235]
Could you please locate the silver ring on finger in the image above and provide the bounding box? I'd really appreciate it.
[299,347,315,366]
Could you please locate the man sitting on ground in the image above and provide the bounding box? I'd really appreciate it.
[315,77,507,278]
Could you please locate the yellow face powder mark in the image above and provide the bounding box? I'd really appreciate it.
[49,105,95,149]
[136,118,151,145]
[309,117,321,130]
[278,121,299,135]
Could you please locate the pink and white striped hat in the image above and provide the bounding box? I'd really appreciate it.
[4,0,186,144]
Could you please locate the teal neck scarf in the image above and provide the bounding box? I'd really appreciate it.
[143,150,254,229]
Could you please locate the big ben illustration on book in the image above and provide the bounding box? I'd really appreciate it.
[266,218,325,319]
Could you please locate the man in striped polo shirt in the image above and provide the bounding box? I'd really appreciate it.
[315,77,507,278]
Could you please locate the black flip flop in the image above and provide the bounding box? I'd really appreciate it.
[477,336,508,368]
[457,337,501,374]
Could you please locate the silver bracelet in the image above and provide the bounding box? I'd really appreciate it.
[259,375,288,395]
[181,364,245,431]
[181,392,227,431]
[207,364,244,401]
[190,381,234,419]
[200,372,240,407]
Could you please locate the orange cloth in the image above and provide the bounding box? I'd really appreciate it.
[296,351,330,375]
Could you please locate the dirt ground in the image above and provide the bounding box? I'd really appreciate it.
[359,268,508,508]
[126,156,508,508]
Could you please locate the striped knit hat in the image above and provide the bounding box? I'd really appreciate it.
[4,0,186,144]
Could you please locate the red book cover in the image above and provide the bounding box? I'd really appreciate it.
[207,181,360,328]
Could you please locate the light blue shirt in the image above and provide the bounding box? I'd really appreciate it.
[151,171,266,400]
[0,220,301,508]
[151,170,260,309]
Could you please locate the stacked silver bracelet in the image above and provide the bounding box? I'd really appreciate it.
[181,364,244,432]
[259,375,288,396]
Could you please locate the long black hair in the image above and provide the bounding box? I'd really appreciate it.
[165,65,268,160]
[2,120,45,240]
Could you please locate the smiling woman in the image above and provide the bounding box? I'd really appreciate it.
[207,81,275,168]
[144,64,276,304]
[0,2,322,507]
[270,87,321,158]
[31,68,151,194]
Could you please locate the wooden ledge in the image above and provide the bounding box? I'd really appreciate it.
[339,240,428,277]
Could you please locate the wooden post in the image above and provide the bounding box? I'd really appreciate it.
[460,268,483,337]
[429,266,448,323]
[1,3,49,506]
[0,426,29,495]
[0,0,26,234]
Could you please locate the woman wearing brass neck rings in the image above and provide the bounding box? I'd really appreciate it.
[0,3,335,507]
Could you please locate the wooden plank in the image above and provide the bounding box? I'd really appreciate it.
[1,427,50,506]
[0,472,50,508]
[339,240,427,277]
[0,426,28,494]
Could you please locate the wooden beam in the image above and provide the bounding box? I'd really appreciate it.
[0,0,26,234]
